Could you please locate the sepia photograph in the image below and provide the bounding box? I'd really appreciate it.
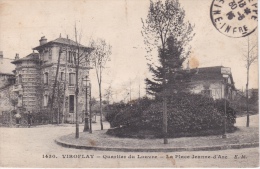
[0,0,258,168]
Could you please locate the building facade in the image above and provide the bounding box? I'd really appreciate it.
[10,36,92,123]
[189,66,236,100]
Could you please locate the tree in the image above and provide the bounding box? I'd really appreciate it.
[243,35,258,127]
[90,39,112,130]
[141,0,194,144]
[146,36,193,96]
[104,84,113,104]
[74,25,93,137]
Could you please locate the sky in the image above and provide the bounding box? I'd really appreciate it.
[0,0,258,102]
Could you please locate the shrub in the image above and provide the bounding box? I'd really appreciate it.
[106,93,237,138]
[105,98,153,128]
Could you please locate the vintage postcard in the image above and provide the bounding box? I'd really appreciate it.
[0,0,258,168]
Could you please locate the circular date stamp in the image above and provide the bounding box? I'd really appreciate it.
[210,0,258,38]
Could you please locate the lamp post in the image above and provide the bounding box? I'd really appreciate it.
[221,67,231,139]
[89,82,92,133]
[83,76,90,132]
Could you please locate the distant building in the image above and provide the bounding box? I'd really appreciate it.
[0,72,15,89]
[189,66,236,100]
[9,36,92,123]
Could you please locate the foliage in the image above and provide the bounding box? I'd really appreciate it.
[105,97,154,128]
[146,36,194,96]
[141,0,195,96]
[106,93,237,138]
[90,39,112,130]
[214,99,236,127]
[31,110,52,124]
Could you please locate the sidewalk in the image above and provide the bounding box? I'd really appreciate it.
[55,115,259,152]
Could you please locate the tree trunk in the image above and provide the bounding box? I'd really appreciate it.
[75,55,79,138]
[99,64,104,130]
[162,45,168,144]
[57,81,60,125]
[99,82,103,130]
[246,67,249,127]
[50,48,62,124]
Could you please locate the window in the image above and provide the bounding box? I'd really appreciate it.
[201,90,212,97]
[44,72,48,84]
[44,95,48,107]
[18,95,22,107]
[49,48,52,56]
[48,49,52,60]
[68,51,76,64]
[18,74,22,84]
[68,51,73,64]
[69,95,74,113]
[69,73,75,86]
[60,72,64,81]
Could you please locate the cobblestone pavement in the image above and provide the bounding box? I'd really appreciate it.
[0,116,259,168]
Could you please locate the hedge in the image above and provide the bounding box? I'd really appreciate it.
[105,93,236,138]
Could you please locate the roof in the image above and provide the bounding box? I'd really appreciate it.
[0,72,15,76]
[11,53,40,64]
[190,66,235,85]
[33,37,92,50]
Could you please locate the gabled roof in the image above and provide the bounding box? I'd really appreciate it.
[33,37,91,50]
[11,53,40,64]
[190,66,235,85]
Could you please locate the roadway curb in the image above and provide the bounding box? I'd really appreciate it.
[55,138,259,152]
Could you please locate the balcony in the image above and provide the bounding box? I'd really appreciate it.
[12,84,23,92]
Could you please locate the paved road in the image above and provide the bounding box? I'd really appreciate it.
[0,116,259,168]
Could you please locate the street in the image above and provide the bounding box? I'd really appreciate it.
[0,116,259,168]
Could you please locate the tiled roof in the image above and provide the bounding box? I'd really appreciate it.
[33,37,90,50]
[11,53,40,64]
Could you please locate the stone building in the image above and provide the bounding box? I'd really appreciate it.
[189,66,236,100]
[10,36,92,123]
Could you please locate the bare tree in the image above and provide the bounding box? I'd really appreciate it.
[104,84,113,104]
[74,24,93,137]
[243,35,258,127]
[90,39,112,130]
[49,46,62,124]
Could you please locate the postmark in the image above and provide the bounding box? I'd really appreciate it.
[210,0,258,38]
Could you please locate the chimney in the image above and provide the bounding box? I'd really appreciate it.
[0,51,3,63]
[39,36,47,46]
[15,53,19,60]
